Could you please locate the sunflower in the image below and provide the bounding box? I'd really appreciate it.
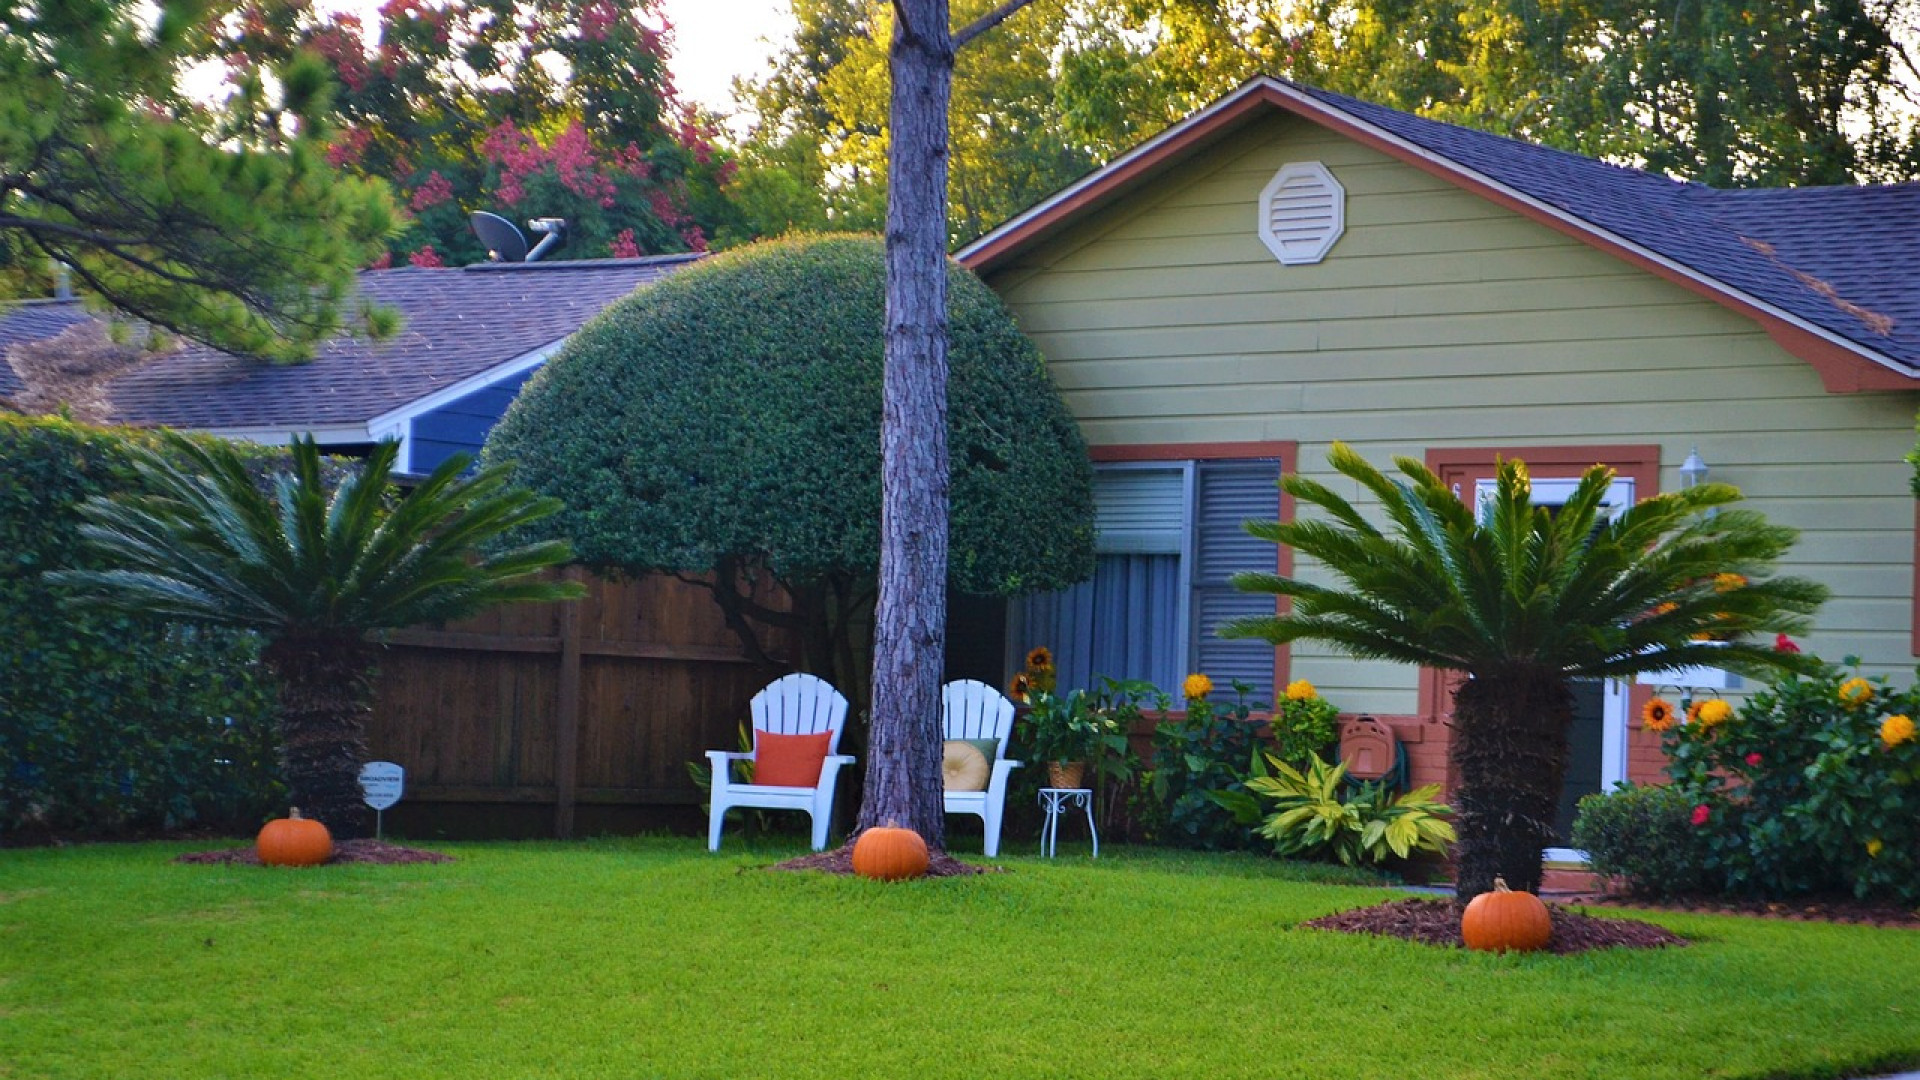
[1025,646,1054,671]
[1182,673,1214,702]
[1008,671,1031,703]
[1839,677,1875,707]
[1285,679,1317,702]
[1881,714,1915,749]
[1694,699,1732,729]
[1642,697,1677,732]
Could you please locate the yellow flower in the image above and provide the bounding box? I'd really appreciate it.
[1839,678,1875,707]
[1867,838,1885,859]
[1025,646,1054,672]
[1713,572,1748,593]
[1182,673,1213,702]
[1642,697,1677,733]
[1651,602,1678,618]
[1285,679,1317,702]
[1881,714,1915,749]
[1694,699,1732,729]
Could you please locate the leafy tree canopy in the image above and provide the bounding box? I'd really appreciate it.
[213,0,734,265]
[484,233,1094,677]
[0,0,397,361]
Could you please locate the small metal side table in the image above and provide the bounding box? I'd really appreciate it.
[1037,787,1098,858]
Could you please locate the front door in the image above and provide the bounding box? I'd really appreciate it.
[1472,475,1634,862]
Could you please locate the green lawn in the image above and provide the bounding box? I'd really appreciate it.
[2,838,1915,1080]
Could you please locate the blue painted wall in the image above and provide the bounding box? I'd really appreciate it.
[408,366,539,472]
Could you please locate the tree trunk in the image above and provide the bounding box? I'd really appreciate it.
[858,0,955,849]
[263,635,377,839]
[1449,670,1574,900]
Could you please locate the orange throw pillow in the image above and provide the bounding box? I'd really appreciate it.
[754,729,833,787]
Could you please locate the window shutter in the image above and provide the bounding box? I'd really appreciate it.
[1094,468,1185,554]
[1257,162,1345,266]
[1192,460,1282,701]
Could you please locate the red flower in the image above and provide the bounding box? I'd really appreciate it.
[1691,804,1712,827]
[1774,633,1801,654]
[1745,752,1763,767]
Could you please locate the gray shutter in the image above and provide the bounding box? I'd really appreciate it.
[1094,468,1185,554]
[1192,459,1282,701]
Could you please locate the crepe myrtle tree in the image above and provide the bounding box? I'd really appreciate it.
[1223,443,1826,899]
[483,232,1094,726]
[52,433,582,837]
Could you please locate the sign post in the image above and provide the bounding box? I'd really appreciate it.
[359,761,405,841]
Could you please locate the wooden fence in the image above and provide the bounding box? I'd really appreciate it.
[365,569,793,839]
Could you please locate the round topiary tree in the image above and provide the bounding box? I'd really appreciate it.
[484,233,1094,713]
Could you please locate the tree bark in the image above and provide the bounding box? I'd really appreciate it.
[263,635,378,840]
[1449,671,1575,900]
[858,0,956,849]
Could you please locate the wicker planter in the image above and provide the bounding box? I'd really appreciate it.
[1046,760,1087,788]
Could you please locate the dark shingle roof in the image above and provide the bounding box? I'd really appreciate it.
[1286,82,1919,370]
[30,254,700,430]
[0,299,94,399]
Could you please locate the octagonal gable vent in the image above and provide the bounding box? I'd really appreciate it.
[1258,161,1345,266]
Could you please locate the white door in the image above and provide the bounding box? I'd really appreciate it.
[1472,475,1634,863]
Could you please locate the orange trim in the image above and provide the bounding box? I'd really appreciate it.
[960,80,1913,395]
[1091,440,1297,694]
[1416,445,1662,722]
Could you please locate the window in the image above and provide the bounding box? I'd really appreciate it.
[1011,446,1290,701]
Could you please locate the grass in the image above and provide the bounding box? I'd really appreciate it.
[2,838,1916,1080]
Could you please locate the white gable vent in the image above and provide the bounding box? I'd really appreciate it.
[1257,161,1345,265]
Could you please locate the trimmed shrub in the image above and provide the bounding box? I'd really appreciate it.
[0,415,282,839]
[1570,783,1712,898]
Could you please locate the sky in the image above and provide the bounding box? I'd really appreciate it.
[654,0,794,119]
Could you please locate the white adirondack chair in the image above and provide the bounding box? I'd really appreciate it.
[707,673,854,852]
[942,678,1022,858]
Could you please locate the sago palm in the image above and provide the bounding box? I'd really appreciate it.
[51,433,580,837]
[1223,443,1826,899]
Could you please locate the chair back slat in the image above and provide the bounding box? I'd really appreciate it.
[941,679,1015,759]
[751,673,850,754]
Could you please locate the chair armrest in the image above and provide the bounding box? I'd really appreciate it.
[986,757,1020,793]
[707,750,751,792]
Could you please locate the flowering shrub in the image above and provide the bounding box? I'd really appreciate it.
[1273,679,1340,770]
[1660,657,1920,903]
[1138,677,1263,850]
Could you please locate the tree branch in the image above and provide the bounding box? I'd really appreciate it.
[952,0,1043,51]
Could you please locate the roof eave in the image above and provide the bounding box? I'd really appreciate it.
[958,77,1916,393]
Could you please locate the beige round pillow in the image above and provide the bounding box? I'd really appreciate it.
[942,740,990,792]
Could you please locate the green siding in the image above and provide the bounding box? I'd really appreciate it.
[988,111,1920,714]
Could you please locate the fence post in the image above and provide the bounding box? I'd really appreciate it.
[554,567,585,838]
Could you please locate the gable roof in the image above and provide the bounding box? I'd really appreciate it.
[1,253,699,433]
[0,299,94,400]
[958,77,1919,393]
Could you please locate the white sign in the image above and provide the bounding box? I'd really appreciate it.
[359,761,405,810]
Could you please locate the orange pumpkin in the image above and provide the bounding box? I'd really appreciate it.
[256,808,334,867]
[851,821,930,881]
[1461,876,1552,952]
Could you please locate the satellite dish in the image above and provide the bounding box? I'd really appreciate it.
[469,211,528,263]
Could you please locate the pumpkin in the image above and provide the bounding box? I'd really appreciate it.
[851,821,930,881]
[256,808,334,867]
[1461,876,1552,953]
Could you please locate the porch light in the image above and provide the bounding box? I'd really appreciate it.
[1679,446,1709,489]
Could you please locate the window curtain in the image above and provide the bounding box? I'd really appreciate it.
[1016,553,1183,696]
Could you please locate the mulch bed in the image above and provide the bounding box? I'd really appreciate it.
[174,839,454,867]
[1561,892,1920,929]
[770,846,997,877]
[1303,897,1688,954]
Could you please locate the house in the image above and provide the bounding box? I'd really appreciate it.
[958,77,1920,853]
[0,253,701,471]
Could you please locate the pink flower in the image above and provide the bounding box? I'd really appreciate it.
[1691,804,1712,827]
[1774,633,1801,654]
[408,245,443,268]
[1745,752,1763,767]
[608,228,640,259]
[409,170,454,211]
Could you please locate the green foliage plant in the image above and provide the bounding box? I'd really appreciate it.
[1244,753,1456,867]
[0,415,284,839]
[1223,442,1825,898]
[50,433,581,838]
[485,234,1095,709]
[0,0,396,359]
[1272,678,1341,770]
[1569,782,1714,898]
[1141,676,1267,850]
[1657,656,1920,904]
